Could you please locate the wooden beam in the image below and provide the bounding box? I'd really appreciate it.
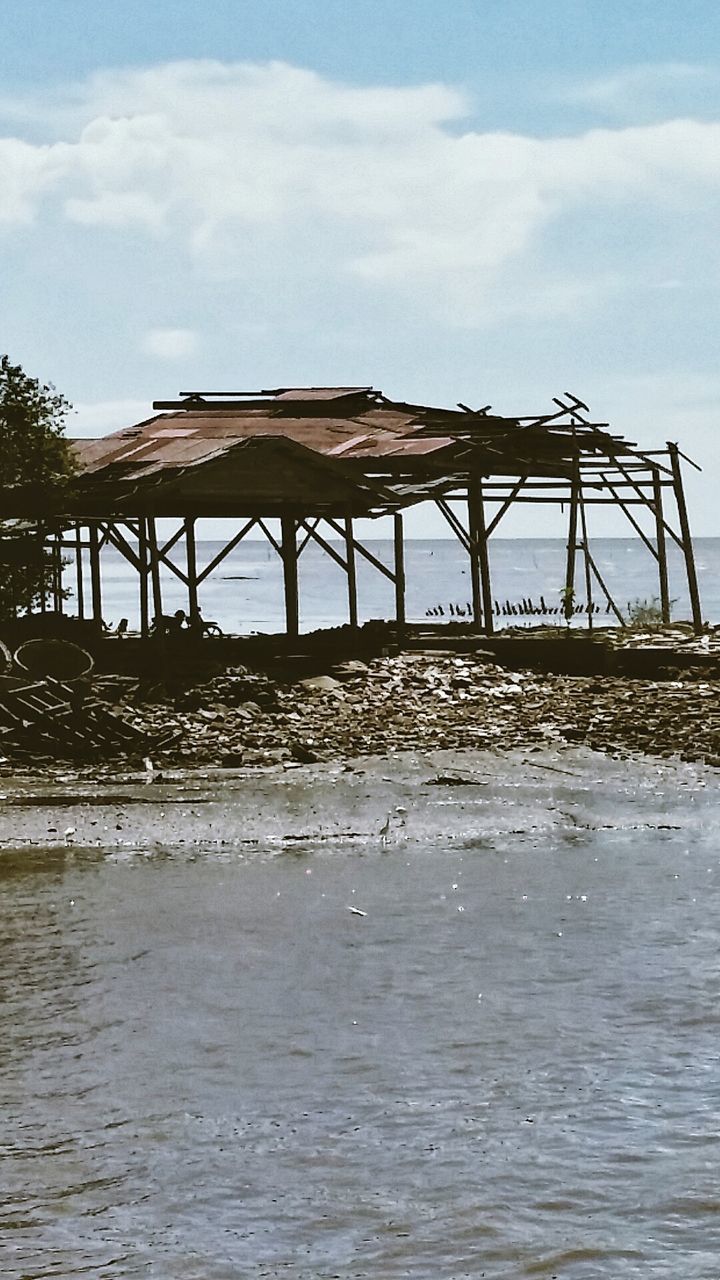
[75,522,85,620]
[147,518,166,654]
[668,442,703,632]
[564,456,580,624]
[185,517,199,630]
[281,516,299,638]
[653,469,671,624]
[393,512,406,633]
[197,518,258,584]
[469,474,494,634]
[88,522,103,633]
[466,487,482,630]
[345,515,358,629]
[139,517,150,640]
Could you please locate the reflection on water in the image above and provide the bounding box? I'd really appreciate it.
[3,792,720,1277]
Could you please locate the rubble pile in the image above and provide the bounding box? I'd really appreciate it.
[91,652,720,769]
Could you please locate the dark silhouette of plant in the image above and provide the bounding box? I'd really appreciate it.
[0,356,75,621]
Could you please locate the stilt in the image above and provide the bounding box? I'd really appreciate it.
[344,514,358,629]
[578,490,593,631]
[185,517,200,632]
[52,533,62,614]
[38,526,47,614]
[147,518,165,649]
[281,516,299,638]
[469,474,494,635]
[88,522,103,633]
[668,443,702,632]
[393,512,406,634]
[138,518,150,639]
[564,458,580,625]
[467,485,482,630]
[75,523,85,620]
[652,469,671,624]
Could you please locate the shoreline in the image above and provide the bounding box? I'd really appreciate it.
[0,745,715,855]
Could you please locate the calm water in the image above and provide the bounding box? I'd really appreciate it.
[67,537,720,633]
[2,756,720,1277]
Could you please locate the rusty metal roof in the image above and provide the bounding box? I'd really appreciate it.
[62,386,654,519]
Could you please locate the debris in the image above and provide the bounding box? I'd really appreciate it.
[348,906,367,917]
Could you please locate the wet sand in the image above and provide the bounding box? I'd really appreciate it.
[1,746,716,856]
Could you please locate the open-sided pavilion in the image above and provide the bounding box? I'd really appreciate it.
[9,385,704,637]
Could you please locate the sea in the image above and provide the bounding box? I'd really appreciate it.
[2,753,720,1278]
[69,536,720,632]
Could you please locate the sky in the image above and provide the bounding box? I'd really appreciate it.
[2,0,719,536]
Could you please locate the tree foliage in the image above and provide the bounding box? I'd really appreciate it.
[0,355,76,622]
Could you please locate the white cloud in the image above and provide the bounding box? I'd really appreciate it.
[1,59,720,322]
[142,328,198,360]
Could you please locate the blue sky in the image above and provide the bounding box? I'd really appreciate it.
[2,0,720,534]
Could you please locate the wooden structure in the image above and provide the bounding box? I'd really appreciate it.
[2,386,704,637]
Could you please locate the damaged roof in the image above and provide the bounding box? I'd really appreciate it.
[60,385,652,519]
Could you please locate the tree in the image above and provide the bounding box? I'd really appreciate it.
[0,355,76,621]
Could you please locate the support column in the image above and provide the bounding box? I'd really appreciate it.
[147,517,165,634]
[652,469,671,624]
[467,485,482,630]
[88,522,103,633]
[138,518,150,639]
[469,473,494,635]
[393,512,406,635]
[564,459,580,625]
[344,514,358,630]
[281,516,299,638]
[75,523,85,620]
[668,443,702,632]
[185,517,200,632]
[578,491,593,632]
[52,533,63,614]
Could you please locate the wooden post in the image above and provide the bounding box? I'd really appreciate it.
[344,514,358,629]
[52,533,63,614]
[393,511,406,634]
[578,490,593,632]
[38,527,47,614]
[469,473,494,634]
[138,518,150,639]
[88,522,103,633]
[467,484,482,630]
[147,518,165,643]
[185,517,200,632]
[652,469,671,624]
[564,458,580,626]
[75,523,85,620]
[668,442,702,632]
[281,516,299,638]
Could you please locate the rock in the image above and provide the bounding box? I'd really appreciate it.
[221,750,245,767]
[299,675,342,693]
[331,659,368,681]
